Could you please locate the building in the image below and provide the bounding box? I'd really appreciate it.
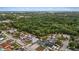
[0,31,4,42]
[0,40,13,51]
[20,33,38,43]
[7,28,17,34]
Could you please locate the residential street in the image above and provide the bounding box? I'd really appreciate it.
[59,40,69,51]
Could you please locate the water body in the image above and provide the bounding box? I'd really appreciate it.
[0,7,79,12]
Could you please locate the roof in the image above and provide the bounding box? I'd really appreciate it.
[0,35,4,41]
[0,41,12,51]
[0,38,4,41]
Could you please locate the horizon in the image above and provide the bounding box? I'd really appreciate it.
[0,7,79,11]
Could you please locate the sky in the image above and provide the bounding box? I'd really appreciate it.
[0,7,79,11]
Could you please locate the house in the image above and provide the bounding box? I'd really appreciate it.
[47,34,56,44]
[29,35,39,43]
[0,37,4,41]
[57,34,70,39]
[0,40,13,51]
[7,28,17,34]
[37,39,55,47]
[20,33,28,40]
[20,33,38,43]
[63,34,70,39]
[0,32,4,42]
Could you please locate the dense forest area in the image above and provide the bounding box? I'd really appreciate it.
[12,12,79,37]
[0,12,79,37]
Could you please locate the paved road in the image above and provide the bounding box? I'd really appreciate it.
[59,40,69,51]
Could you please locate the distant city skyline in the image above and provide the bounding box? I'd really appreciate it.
[0,7,79,11]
